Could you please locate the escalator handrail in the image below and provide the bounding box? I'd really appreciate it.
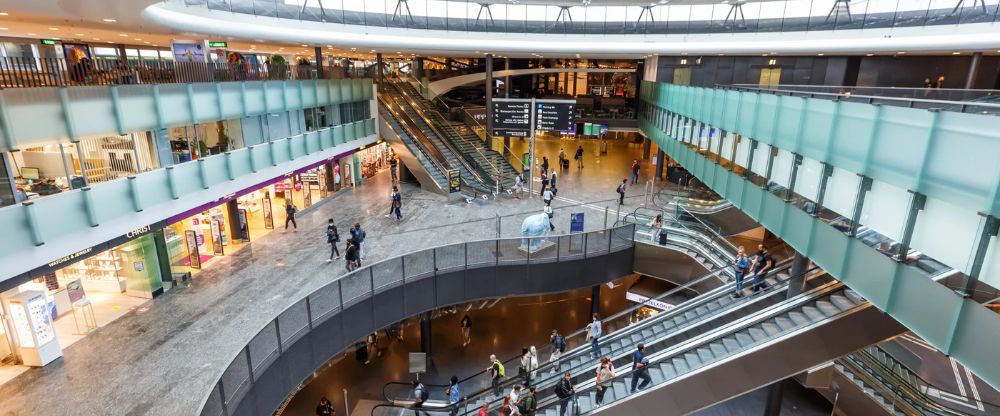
[839,352,959,416]
[379,99,452,174]
[378,104,450,178]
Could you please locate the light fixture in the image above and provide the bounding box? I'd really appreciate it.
[75,33,84,36]
[896,51,905,54]
[143,41,150,44]
[48,27,59,31]
[119,33,128,37]
[301,44,307,47]
[817,53,824,56]
[26,33,36,36]
[102,18,116,22]
[767,58,777,66]
[865,53,874,56]
[0,28,7,31]
[0,12,8,16]
[134,38,142,41]
[952,51,961,55]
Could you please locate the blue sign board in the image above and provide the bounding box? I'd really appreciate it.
[570,212,585,233]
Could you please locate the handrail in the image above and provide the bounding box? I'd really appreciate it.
[839,350,961,416]
[378,101,451,177]
[198,224,636,416]
[459,106,528,175]
[717,84,1000,116]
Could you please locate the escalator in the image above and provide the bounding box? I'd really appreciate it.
[373,256,827,415]
[379,104,449,191]
[392,81,519,190]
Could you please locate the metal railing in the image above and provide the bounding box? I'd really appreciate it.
[169,0,1000,36]
[0,57,363,88]
[720,84,1000,116]
[198,224,636,416]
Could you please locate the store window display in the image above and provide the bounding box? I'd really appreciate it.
[164,205,240,275]
[357,142,394,179]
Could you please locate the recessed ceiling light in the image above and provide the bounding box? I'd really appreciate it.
[26,33,36,36]
[143,41,150,44]
[896,51,905,54]
[0,12,8,16]
[75,33,84,36]
[300,44,307,47]
[102,18,116,22]
[106,41,113,44]
[134,38,142,41]
[0,28,7,31]
[952,51,961,55]
[48,27,59,31]
[817,53,824,56]
[865,53,874,56]
[119,33,128,37]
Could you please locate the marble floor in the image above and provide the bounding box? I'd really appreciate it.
[0,136,673,416]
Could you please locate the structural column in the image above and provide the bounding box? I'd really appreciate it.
[504,57,511,98]
[642,135,652,160]
[786,251,810,299]
[965,52,983,89]
[485,53,494,149]
[314,47,325,79]
[420,311,433,355]
[655,149,665,182]
[376,53,385,85]
[591,285,601,317]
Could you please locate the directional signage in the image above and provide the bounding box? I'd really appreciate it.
[534,100,576,132]
[492,99,532,137]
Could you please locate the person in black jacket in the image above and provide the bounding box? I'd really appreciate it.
[345,240,358,271]
[326,219,340,262]
[555,371,575,416]
[284,202,298,230]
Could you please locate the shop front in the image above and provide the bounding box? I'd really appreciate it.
[356,140,393,180]
[625,275,693,324]
[0,221,168,375]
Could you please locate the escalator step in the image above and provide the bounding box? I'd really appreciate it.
[773,316,794,331]
[708,342,727,359]
[697,347,715,363]
[661,362,677,380]
[801,305,823,321]
[787,311,808,326]
[747,327,766,341]
[684,352,702,368]
[829,294,854,311]
[722,337,741,352]
[844,289,865,304]
[761,322,781,336]
[672,357,690,374]
[648,366,665,384]
[613,379,628,399]
[816,300,840,316]
[641,329,655,339]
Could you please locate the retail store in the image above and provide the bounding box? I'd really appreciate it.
[626,276,691,324]
[0,221,168,378]
[356,140,394,180]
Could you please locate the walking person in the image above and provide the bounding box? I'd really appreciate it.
[648,214,662,242]
[284,202,298,230]
[542,188,553,206]
[392,186,403,220]
[558,148,567,171]
[352,223,366,261]
[345,239,358,271]
[488,354,505,398]
[315,397,335,416]
[732,246,750,298]
[595,357,615,407]
[385,188,397,218]
[513,171,524,200]
[390,156,398,183]
[446,376,460,416]
[412,380,429,416]
[365,332,379,364]
[588,313,603,358]
[631,160,640,184]
[326,219,341,262]
[540,170,549,197]
[554,371,575,416]
[549,170,557,196]
[575,145,584,169]
[549,329,567,372]
[521,386,538,416]
[460,314,472,347]
[541,156,550,175]
[750,244,775,293]
[616,179,627,205]
[520,347,532,386]
[544,205,555,231]
[630,343,652,393]
[499,397,516,416]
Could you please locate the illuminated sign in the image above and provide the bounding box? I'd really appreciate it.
[207,41,228,48]
[39,39,57,45]
[625,292,675,312]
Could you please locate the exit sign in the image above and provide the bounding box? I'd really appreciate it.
[39,39,57,45]
[207,41,228,48]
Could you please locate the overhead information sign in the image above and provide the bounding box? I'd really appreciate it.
[535,100,576,132]
[492,99,532,137]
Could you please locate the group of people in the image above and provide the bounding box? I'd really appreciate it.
[731,244,776,298]
[325,219,367,271]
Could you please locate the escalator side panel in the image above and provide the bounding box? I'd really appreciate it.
[379,116,448,194]
[593,305,906,416]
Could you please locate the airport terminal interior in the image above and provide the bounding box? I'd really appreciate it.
[2,0,1000,415]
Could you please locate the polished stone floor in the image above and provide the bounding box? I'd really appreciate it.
[0,136,671,416]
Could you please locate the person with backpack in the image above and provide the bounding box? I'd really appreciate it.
[520,386,538,416]
[648,214,662,242]
[554,371,575,416]
[549,329,567,371]
[539,170,549,197]
[549,171,557,195]
[575,146,584,169]
[460,314,472,347]
[616,179,627,205]
[750,244,775,293]
[588,313,603,358]
[630,343,652,393]
[631,160,641,184]
[488,354,505,398]
[412,380,429,416]
[446,376,460,416]
[315,397,335,416]
[284,202,298,230]
[558,148,567,170]
[352,223,366,262]
[513,172,524,200]
[344,239,358,272]
[595,357,615,407]
[542,188,553,207]
[732,246,750,298]
[326,219,341,262]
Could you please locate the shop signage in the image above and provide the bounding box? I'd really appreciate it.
[299,173,319,183]
[237,209,250,241]
[40,39,58,45]
[185,230,202,269]
[125,225,152,239]
[46,247,94,269]
[625,291,675,312]
[570,212,585,233]
[207,41,228,48]
[447,169,461,193]
[262,195,274,229]
[28,219,167,279]
[211,218,225,256]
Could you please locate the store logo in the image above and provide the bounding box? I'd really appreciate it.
[47,247,94,267]
[126,225,152,239]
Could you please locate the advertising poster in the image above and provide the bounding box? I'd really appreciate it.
[570,212,585,233]
[172,41,206,63]
[303,183,312,207]
[262,195,274,229]
[185,230,202,269]
[448,169,461,193]
[237,209,250,241]
[66,279,86,303]
[210,218,224,256]
[62,43,91,64]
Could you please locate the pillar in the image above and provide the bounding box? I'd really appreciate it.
[763,379,787,416]
[485,53,494,149]
[504,57,511,98]
[785,252,810,299]
[226,200,242,242]
[152,230,175,293]
[965,52,982,89]
[116,44,128,62]
[642,135,652,160]
[590,285,601,317]
[655,149,665,182]
[323,161,336,192]
[314,47,325,79]
[376,53,384,85]
[415,57,424,84]
[634,59,645,116]
[420,311,432,355]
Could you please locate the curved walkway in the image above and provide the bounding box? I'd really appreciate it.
[0,135,663,416]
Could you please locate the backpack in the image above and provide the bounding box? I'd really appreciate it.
[496,361,506,378]
[419,385,429,401]
[737,255,749,270]
[617,184,625,193]
[555,380,570,399]
[554,335,566,352]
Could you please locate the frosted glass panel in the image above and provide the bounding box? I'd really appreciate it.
[797,157,823,202]
[977,237,1000,290]
[910,198,979,274]
[750,143,771,177]
[825,167,859,219]
[770,148,793,188]
[733,136,750,169]
[859,180,910,241]
[720,133,735,162]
